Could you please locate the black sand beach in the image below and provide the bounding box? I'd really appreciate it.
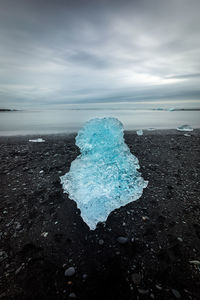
[0,130,200,300]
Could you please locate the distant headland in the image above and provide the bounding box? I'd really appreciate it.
[0,109,19,112]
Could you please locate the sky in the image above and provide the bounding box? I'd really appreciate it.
[0,0,200,109]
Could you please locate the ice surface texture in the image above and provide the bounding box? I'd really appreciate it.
[60,118,148,230]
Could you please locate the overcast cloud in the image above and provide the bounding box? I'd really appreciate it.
[0,0,200,108]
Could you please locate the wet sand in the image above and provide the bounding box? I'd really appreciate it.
[0,130,200,300]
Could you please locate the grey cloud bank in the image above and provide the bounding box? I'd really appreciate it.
[0,0,200,108]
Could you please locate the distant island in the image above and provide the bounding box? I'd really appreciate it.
[175,108,200,111]
[0,109,19,112]
[153,107,200,111]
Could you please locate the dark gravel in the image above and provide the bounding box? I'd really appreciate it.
[0,130,200,300]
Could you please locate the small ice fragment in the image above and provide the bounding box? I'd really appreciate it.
[29,138,45,143]
[176,125,193,132]
[41,232,48,237]
[147,127,156,131]
[184,133,191,137]
[168,107,175,111]
[136,129,143,136]
[60,117,148,230]
[39,170,44,173]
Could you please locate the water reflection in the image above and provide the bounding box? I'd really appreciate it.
[0,109,200,136]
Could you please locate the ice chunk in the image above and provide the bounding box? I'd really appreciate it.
[168,107,175,111]
[29,138,45,142]
[147,127,156,131]
[136,129,143,136]
[176,125,193,132]
[153,107,163,111]
[60,117,148,230]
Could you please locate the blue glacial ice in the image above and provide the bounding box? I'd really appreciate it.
[176,124,193,132]
[136,129,143,136]
[60,117,148,230]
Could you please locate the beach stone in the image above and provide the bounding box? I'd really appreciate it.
[117,236,128,244]
[171,289,181,299]
[68,292,77,298]
[155,284,162,290]
[15,222,22,231]
[138,289,149,295]
[142,216,149,221]
[0,251,8,262]
[65,267,75,277]
[131,273,142,285]
[98,239,104,245]
[41,232,48,238]
[177,237,183,242]
[15,266,22,275]
[189,260,200,265]
[0,292,6,299]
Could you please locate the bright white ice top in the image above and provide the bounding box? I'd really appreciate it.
[60,117,148,230]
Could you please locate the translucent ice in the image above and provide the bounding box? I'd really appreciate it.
[60,117,148,230]
[176,124,193,132]
[136,129,143,136]
[29,138,45,142]
[147,127,156,131]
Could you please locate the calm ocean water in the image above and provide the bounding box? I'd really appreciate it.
[0,109,200,136]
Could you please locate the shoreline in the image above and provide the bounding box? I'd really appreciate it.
[0,128,200,139]
[0,131,200,299]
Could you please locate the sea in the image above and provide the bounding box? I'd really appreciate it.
[0,106,200,136]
